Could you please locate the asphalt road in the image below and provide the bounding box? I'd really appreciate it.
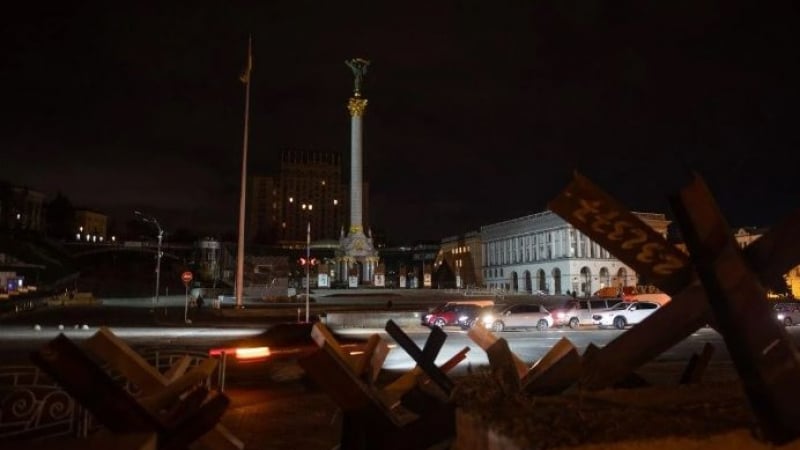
[0,297,763,383]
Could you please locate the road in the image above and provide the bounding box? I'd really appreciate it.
[7,292,800,384]
[0,298,775,383]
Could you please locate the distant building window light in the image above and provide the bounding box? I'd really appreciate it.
[76,233,81,240]
[321,180,326,186]
[99,236,104,242]
[333,199,338,205]
[289,197,294,203]
[111,236,116,242]
[15,213,21,220]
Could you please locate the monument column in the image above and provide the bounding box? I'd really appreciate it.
[348,96,367,234]
[336,58,379,286]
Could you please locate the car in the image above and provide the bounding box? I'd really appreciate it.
[479,303,553,332]
[592,301,660,329]
[208,322,365,364]
[458,304,504,330]
[775,303,800,326]
[550,298,624,329]
[422,301,493,328]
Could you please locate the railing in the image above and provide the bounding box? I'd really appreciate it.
[0,348,214,443]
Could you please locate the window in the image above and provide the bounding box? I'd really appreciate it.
[638,302,659,310]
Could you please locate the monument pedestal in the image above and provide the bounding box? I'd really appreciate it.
[337,230,379,285]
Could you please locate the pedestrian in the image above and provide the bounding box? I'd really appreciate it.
[196,294,204,310]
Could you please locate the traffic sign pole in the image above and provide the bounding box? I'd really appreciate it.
[181,272,193,324]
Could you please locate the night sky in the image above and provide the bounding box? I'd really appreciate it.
[3,1,799,244]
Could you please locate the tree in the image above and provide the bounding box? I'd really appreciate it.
[45,192,75,240]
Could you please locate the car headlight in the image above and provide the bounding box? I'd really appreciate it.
[482,315,494,324]
[556,312,565,319]
[458,315,468,322]
[778,313,786,320]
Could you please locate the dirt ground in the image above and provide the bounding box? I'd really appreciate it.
[231,360,800,450]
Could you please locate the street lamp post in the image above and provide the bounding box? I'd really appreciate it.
[135,211,164,313]
[301,203,313,322]
[306,220,311,322]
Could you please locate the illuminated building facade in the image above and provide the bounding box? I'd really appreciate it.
[434,231,483,288]
[74,209,108,242]
[481,210,670,295]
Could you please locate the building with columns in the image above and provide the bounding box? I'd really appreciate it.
[481,210,670,295]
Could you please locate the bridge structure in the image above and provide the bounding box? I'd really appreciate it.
[62,240,192,261]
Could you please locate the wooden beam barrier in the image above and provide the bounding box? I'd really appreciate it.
[467,325,528,379]
[83,327,241,450]
[468,325,580,395]
[671,174,800,445]
[679,342,715,385]
[30,333,230,450]
[311,322,390,381]
[521,337,581,395]
[299,342,455,450]
[37,328,240,450]
[548,172,800,390]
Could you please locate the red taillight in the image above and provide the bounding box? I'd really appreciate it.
[208,347,235,357]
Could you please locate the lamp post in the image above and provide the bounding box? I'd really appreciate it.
[135,211,164,313]
[306,220,311,322]
[301,203,313,322]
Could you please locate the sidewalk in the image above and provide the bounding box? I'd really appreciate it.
[222,382,342,450]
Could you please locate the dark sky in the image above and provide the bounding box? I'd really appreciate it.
[3,1,799,244]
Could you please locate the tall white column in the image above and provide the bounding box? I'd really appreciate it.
[350,109,363,232]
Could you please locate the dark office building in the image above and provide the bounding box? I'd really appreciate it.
[248,150,369,247]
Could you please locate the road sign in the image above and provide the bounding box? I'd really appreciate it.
[181,271,193,284]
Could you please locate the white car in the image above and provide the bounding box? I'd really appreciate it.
[481,303,554,332]
[592,301,660,329]
[775,303,800,326]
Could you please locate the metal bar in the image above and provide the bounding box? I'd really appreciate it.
[384,320,454,395]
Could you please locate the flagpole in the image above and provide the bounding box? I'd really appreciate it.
[235,35,252,309]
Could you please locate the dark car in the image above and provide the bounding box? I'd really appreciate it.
[458,305,503,330]
[208,322,364,364]
[422,303,484,328]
